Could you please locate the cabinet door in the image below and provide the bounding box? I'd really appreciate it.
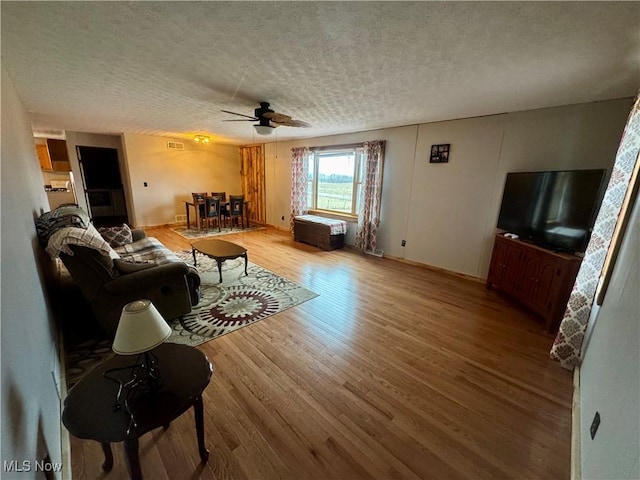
[519,251,542,305]
[36,144,52,170]
[502,243,523,297]
[47,139,71,171]
[487,238,509,288]
[532,262,561,317]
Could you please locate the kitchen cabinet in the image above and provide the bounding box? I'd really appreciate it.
[36,144,52,170]
[486,234,582,333]
[36,139,71,172]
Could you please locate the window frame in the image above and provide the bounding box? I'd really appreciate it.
[307,145,364,218]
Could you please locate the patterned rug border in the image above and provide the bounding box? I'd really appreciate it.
[168,251,318,347]
[172,225,266,240]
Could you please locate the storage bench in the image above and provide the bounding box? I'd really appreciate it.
[293,215,347,251]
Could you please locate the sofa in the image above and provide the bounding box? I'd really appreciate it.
[36,205,200,337]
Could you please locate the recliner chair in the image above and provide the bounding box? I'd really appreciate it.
[37,206,200,337]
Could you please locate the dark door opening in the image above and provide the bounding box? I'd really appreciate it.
[77,146,128,227]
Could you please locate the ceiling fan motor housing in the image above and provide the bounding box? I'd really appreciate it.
[256,102,274,126]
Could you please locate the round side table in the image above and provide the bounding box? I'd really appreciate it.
[63,343,212,479]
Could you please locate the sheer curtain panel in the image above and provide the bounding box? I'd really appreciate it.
[290,146,310,230]
[550,94,640,369]
[355,140,385,253]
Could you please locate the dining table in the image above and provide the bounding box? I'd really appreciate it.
[184,198,251,231]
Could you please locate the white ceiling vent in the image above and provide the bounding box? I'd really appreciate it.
[167,141,184,150]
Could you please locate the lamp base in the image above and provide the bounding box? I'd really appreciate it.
[104,350,164,414]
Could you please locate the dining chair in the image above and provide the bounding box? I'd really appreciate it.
[191,193,208,230]
[204,196,222,232]
[211,192,228,224]
[228,195,245,230]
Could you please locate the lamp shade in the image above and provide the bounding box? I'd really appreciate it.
[112,300,171,355]
[254,124,275,136]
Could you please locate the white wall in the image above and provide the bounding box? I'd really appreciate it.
[408,115,506,275]
[121,133,241,227]
[579,192,639,479]
[1,65,64,476]
[264,98,632,278]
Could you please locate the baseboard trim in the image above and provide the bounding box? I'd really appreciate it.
[266,223,292,232]
[383,253,485,283]
[571,366,581,480]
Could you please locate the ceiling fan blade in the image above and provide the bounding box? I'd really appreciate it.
[223,119,256,122]
[221,109,258,120]
[263,111,291,123]
[273,119,311,128]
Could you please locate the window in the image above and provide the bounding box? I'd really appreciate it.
[306,146,364,216]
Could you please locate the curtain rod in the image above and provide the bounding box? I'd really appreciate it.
[309,142,363,152]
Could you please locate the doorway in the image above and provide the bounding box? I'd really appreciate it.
[77,146,128,227]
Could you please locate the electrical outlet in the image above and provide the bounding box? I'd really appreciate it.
[401,240,406,247]
[590,411,601,439]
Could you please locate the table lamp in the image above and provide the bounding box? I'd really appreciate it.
[107,300,171,406]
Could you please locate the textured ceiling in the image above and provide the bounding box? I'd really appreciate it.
[2,2,639,145]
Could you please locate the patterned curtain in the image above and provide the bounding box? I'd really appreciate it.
[550,94,640,369]
[355,140,386,252]
[290,146,309,230]
[239,145,266,225]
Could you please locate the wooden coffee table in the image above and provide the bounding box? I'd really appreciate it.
[191,238,248,283]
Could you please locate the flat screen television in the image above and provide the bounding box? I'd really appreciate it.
[496,169,606,253]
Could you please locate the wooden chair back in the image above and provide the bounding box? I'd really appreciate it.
[191,192,207,222]
[204,196,221,231]
[192,192,207,204]
[228,195,245,229]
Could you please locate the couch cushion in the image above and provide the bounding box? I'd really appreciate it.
[113,258,155,274]
[98,224,133,248]
[114,236,182,265]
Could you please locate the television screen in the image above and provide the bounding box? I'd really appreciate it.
[497,169,606,253]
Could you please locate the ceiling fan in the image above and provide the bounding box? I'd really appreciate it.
[222,102,311,135]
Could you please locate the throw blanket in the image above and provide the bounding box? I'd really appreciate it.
[35,205,89,246]
[46,224,118,259]
[294,214,348,235]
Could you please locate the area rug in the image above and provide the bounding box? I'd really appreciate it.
[168,251,318,347]
[64,251,317,387]
[172,225,266,240]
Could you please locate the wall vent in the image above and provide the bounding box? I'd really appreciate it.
[167,141,184,150]
[175,214,187,223]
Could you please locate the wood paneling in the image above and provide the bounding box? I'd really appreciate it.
[240,145,266,225]
[70,227,572,480]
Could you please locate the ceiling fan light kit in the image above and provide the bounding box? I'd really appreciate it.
[222,102,310,135]
[254,125,275,135]
[194,135,210,144]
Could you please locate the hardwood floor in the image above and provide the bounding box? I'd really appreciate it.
[70,227,573,479]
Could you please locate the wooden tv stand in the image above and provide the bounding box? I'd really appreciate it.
[486,234,582,333]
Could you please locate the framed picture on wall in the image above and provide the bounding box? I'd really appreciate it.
[430,144,450,163]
